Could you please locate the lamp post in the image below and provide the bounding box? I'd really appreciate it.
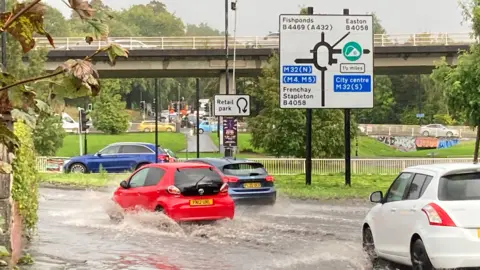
[231,0,238,93]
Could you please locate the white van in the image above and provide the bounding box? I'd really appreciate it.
[62,113,79,133]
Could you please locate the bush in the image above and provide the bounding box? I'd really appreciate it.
[12,121,38,231]
[32,113,66,156]
[91,93,129,134]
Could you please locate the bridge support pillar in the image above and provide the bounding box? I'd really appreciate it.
[218,71,237,156]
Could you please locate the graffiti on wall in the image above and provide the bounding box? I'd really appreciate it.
[376,136,417,152]
[375,136,460,152]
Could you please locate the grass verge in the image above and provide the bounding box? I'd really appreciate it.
[274,174,393,200]
[39,173,393,200]
[38,172,129,187]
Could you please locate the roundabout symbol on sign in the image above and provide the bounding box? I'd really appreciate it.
[343,41,362,61]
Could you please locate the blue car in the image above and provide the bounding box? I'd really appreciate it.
[63,142,170,173]
[196,120,218,134]
[185,158,276,204]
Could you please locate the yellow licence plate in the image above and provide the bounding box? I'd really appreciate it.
[243,182,261,188]
[477,228,480,238]
[189,199,213,206]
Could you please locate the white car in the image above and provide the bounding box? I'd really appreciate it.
[362,163,480,269]
[419,124,459,137]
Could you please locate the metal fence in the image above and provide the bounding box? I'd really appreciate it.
[36,157,474,175]
[32,33,474,50]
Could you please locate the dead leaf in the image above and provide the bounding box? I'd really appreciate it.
[85,36,93,44]
[0,122,19,153]
[68,0,95,19]
[15,1,47,16]
[0,2,55,53]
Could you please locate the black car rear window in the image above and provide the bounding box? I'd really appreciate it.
[223,163,267,176]
[438,172,480,201]
[174,168,222,187]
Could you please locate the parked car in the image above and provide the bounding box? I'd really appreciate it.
[362,163,480,269]
[109,162,235,222]
[138,120,176,132]
[194,120,218,134]
[185,158,276,204]
[61,112,79,133]
[419,124,459,137]
[63,142,171,173]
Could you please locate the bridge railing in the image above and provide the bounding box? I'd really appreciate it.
[32,33,475,50]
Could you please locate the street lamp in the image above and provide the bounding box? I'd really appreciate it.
[231,0,238,93]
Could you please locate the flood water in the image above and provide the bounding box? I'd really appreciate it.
[23,187,403,270]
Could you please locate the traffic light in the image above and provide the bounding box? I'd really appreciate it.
[79,109,89,132]
[173,103,178,112]
[140,101,145,111]
[87,103,93,111]
[203,103,210,112]
[152,99,156,112]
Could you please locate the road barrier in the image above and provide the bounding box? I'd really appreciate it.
[36,157,473,175]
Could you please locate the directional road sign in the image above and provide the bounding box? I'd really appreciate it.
[214,94,251,116]
[279,14,374,109]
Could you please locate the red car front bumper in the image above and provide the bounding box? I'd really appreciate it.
[165,196,235,222]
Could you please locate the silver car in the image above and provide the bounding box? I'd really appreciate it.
[419,124,459,137]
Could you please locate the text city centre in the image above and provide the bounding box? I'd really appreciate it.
[335,76,370,84]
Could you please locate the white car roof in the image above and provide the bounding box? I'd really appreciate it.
[404,163,480,176]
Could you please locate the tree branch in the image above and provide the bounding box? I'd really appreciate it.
[0,70,63,91]
[0,0,43,32]
[0,46,106,92]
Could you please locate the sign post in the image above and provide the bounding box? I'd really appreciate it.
[213,94,250,156]
[279,9,374,186]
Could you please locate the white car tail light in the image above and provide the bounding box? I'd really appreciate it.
[167,185,180,195]
[421,202,456,227]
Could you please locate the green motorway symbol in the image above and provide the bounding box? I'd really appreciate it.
[343,41,362,62]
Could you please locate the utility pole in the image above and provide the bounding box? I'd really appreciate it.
[196,78,200,158]
[1,0,6,70]
[155,78,159,163]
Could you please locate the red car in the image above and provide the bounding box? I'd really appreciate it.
[110,162,235,222]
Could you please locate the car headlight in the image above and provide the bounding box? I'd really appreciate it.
[63,159,71,166]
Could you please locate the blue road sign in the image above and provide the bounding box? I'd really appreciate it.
[282,65,313,74]
[282,75,317,84]
[333,75,372,92]
[416,113,425,118]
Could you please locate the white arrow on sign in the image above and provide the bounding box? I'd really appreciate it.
[214,94,251,117]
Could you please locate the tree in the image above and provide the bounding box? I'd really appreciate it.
[91,80,129,134]
[0,1,129,266]
[246,54,355,158]
[431,0,480,162]
[32,112,66,156]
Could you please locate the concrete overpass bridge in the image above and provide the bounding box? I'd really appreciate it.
[30,32,474,78]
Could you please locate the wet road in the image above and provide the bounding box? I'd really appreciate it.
[25,188,399,270]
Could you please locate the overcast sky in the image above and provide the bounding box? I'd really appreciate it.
[44,0,470,36]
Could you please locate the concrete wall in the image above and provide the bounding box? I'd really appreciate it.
[373,135,460,152]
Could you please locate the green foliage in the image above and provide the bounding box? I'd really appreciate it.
[246,54,356,158]
[354,75,395,124]
[91,80,129,134]
[32,113,66,156]
[11,121,38,231]
[433,114,456,125]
